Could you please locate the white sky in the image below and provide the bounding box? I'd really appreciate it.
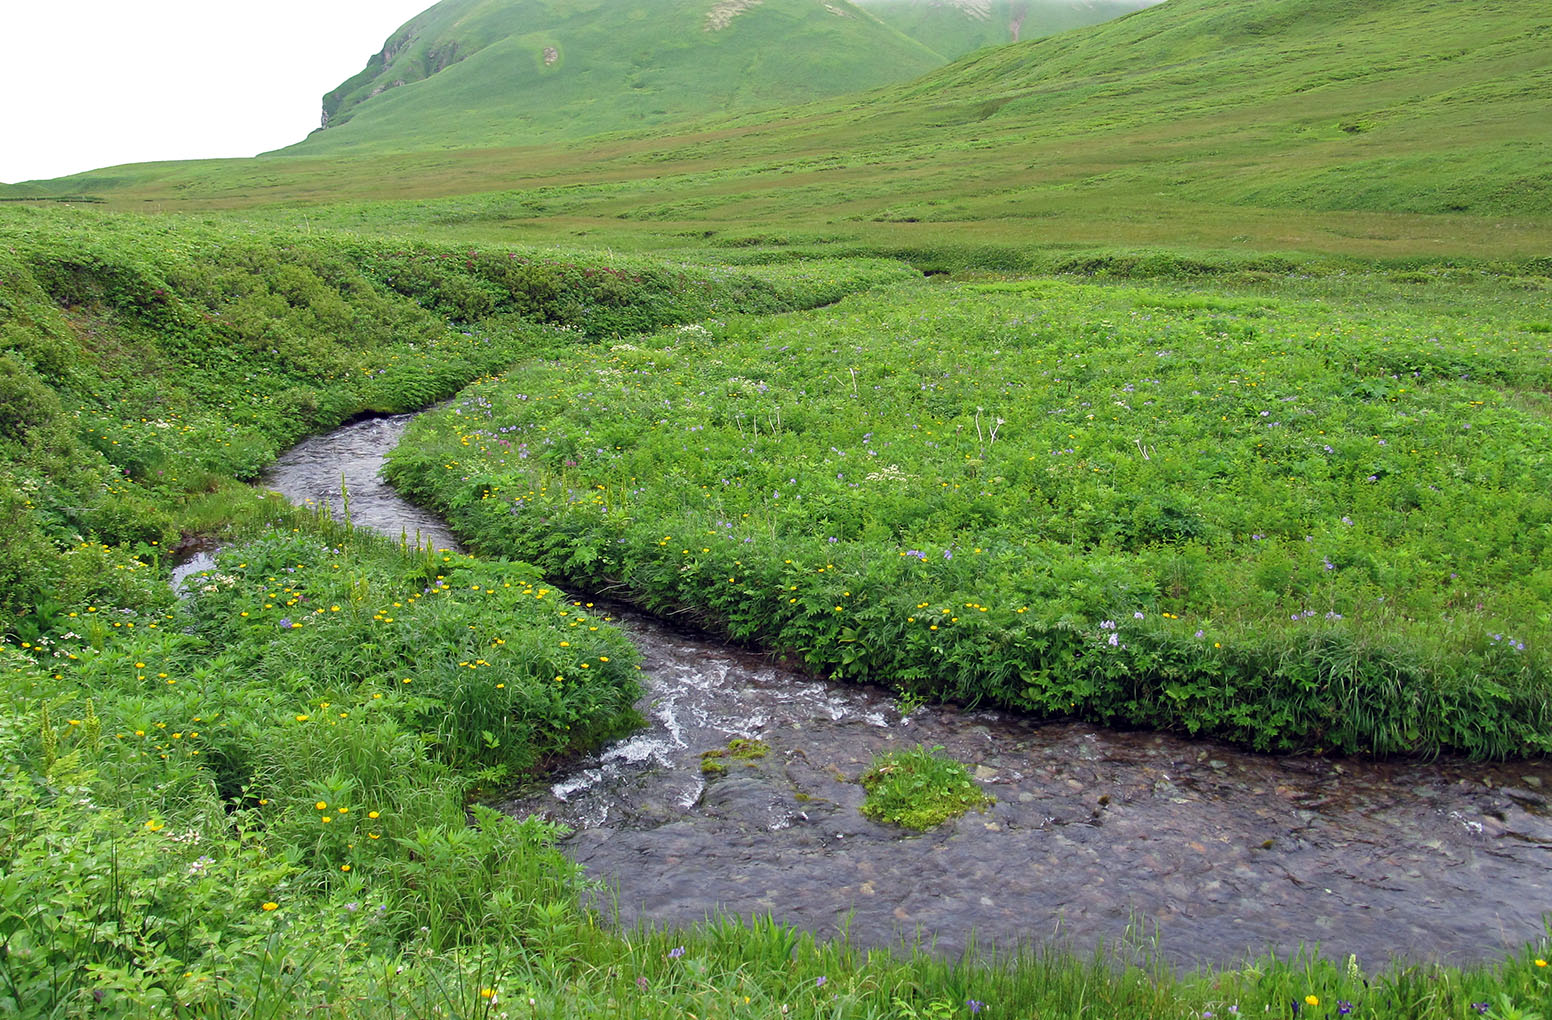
[0,1,436,184]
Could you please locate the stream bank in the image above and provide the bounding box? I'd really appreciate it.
[247,412,1552,969]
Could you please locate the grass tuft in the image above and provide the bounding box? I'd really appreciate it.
[859,744,994,830]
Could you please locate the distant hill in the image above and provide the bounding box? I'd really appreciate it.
[8,0,1548,261]
[296,0,946,154]
[853,0,1162,59]
[301,0,1154,156]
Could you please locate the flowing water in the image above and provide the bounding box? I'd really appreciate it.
[172,414,460,588]
[241,413,1550,969]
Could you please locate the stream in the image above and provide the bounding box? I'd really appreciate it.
[206,412,1552,969]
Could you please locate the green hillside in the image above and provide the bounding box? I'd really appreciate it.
[10,0,1547,263]
[293,0,944,155]
[874,0,1552,217]
[854,0,1161,58]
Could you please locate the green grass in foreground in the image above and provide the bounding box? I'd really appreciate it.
[4,207,1552,1012]
[4,520,1550,1015]
[387,270,1552,757]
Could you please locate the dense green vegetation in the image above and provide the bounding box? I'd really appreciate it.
[12,545,1551,1016]
[4,0,1552,1011]
[4,210,1550,1012]
[0,209,1545,1012]
[0,205,911,636]
[384,270,1552,757]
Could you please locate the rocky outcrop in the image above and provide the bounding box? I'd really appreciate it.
[705,0,768,31]
[320,29,470,131]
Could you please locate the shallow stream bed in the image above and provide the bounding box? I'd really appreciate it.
[248,413,1551,969]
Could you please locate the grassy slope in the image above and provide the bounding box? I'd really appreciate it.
[6,0,1548,263]
[291,0,944,155]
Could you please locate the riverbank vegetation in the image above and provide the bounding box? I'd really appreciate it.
[0,206,911,636]
[385,269,1552,759]
[3,201,1551,1013]
[6,516,1551,1017]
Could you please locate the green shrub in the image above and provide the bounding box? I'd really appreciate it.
[0,353,59,442]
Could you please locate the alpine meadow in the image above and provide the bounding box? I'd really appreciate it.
[2,0,1551,1017]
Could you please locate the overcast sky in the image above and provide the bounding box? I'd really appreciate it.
[1,1,436,184]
